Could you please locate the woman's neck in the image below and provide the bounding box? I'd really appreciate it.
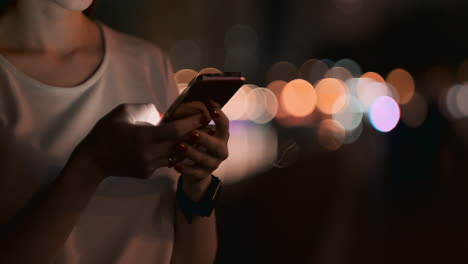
[0,1,97,56]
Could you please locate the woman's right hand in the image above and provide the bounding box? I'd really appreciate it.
[71,103,207,179]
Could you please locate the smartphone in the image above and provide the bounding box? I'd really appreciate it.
[162,72,246,122]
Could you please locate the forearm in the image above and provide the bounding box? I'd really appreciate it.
[0,153,102,263]
[171,177,218,264]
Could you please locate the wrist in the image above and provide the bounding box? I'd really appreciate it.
[181,175,212,202]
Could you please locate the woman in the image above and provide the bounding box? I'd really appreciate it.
[0,0,229,263]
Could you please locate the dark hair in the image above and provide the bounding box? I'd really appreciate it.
[0,1,99,17]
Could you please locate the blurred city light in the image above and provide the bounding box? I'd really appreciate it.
[214,121,277,183]
[334,58,362,77]
[174,69,198,85]
[267,80,289,119]
[369,96,400,132]
[299,59,329,85]
[245,88,278,124]
[324,66,353,82]
[198,67,223,75]
[386,68,415,105]
[266,62,299,83]
[222,85,250,120]
[315,78,348,115]
[224,24,259,77]
[357,73,388,109]
[332,96,364,132]
[445,84,464,119]
[455,83,468,117]
[281,79,317,117]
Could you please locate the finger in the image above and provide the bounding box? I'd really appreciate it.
[175,142,220,171]
[134,114,203,143]
[184,130,228,160]
[207,99,221,109]
[172,101,211,125]
[141,141,175,162]
[211,108,229,140]
[173,163,211,183]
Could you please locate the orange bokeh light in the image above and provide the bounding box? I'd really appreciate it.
[357,72,388,108]
[386,68,415,105]
[315,78,348,115]
[174,69,198,85]
[280,79,317,117]
[267,80,289,118]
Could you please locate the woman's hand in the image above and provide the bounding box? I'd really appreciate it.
[172,104,230,201]
[72,103,206,179]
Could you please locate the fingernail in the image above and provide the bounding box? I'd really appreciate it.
[212,109,220,118]
[174,163,182,172]
[189,131,200,141]
[176,143,188,153]
[208,129,216,136]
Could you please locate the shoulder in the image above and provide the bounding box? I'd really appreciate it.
[99,22,168,68]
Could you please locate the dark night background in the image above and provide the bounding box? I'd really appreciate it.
[90,0,468,263]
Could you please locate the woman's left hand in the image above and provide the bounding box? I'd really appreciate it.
[172,105,229,202]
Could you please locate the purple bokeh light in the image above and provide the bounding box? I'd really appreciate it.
[369,96,400,133]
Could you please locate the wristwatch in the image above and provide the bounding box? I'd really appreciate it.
[176,175,222,224]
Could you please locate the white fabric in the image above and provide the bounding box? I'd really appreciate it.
[0,22,179,263]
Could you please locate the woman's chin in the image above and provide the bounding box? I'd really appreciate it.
[53,0,94,12]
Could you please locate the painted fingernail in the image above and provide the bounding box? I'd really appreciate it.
[176,143,188,153]
[212,109,220,118]
[174,163,182,172]
[208,129,216,136]
[189,131,200,141]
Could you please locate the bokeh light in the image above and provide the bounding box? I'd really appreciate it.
[266,62,299,83]
[400,92,428,128]
[267,80,289,119]
[198,67,223,75]
[224,24,259,57]
[174,69,198,85]
[224,24,259,77]
[369,96,400,132]
[332,96,364,131]
[318,119,346,151]
[455,83,468,117]
[315,78,348,115]
[169,40,202,71]
[177,83,189,94]
[222,85,250,120]
[445,84,464,119]
[324,66,353,82]
[386,68,415,105]
[334,58,362,77]
[281,79,317,117]
[357,73,388,108]
[245,88,278,124]
[299,59,329,85]
[214,121,277,183]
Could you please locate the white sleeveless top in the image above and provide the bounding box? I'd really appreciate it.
[0,22,179,263]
